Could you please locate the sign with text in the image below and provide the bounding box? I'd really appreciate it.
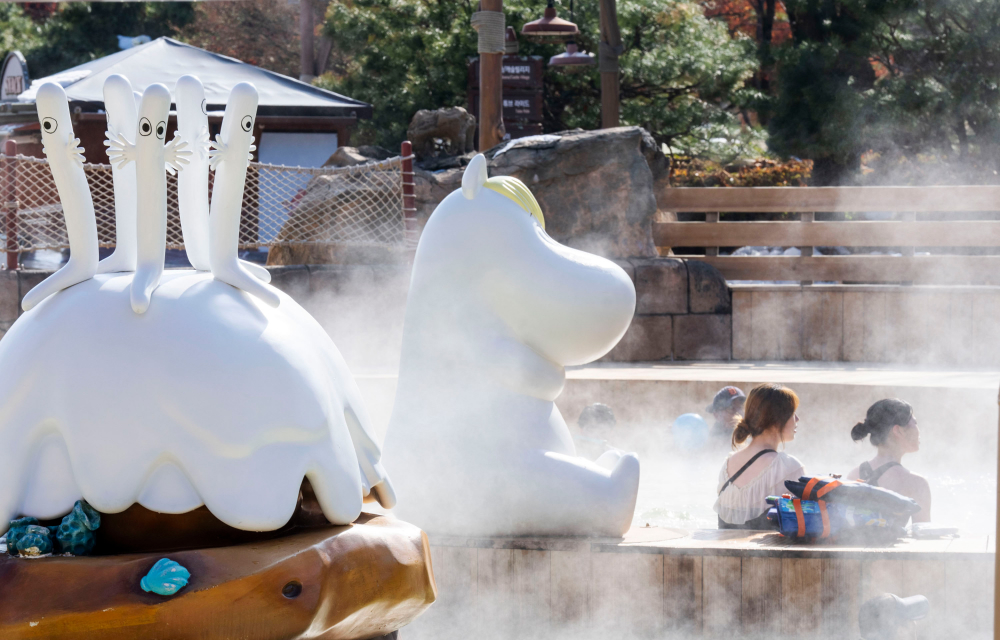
[1,52,29,102]
[468,91,544,123]
[468,56,544,90]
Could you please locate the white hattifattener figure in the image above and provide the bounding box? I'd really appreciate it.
[96,75,138,275]
[207,82,279,307]
[0,81,396,531]
[20,84,99,312]
[381,154,641,537]
[174,75,212,273]
[106,83,191,314]
[174,75,270,283]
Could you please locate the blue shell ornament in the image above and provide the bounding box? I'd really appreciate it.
[5,517,39,556]
[15,525,53,556]
[55,500,101,556]
[141,558,191,596]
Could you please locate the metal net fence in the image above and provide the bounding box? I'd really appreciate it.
[1,153,408,253]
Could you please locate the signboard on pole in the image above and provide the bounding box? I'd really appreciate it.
[1,52,29,102]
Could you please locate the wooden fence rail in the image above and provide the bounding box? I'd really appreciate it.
[653,187,1000,284]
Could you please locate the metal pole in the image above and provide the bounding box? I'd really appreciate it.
[400,141,418,248]
[299,0,316,82]
[994,383,999,640]
[3,140,17,271]
[598,0,622,129]
[479,0,505,151]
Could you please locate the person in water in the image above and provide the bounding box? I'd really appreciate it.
[714,383,803,529]
[706,386,746,441]
[846,399,930,523]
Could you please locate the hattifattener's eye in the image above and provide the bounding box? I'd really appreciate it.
[155,121,166,139]
[139,118,152,136]
[42,118,58,134]
[241,115,252,132]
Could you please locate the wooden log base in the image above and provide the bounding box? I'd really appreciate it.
[0,513,437,639]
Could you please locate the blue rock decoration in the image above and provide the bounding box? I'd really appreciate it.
[15,525,54,556]
[55,500,101,556]
[5,517,39,556]
[140,558,191,596]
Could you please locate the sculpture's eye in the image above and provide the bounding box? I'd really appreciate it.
[241,115,253,132]
[139,118,152,136]
[41,118,58,134]
[200,99,207,115]
[156,121,166,139]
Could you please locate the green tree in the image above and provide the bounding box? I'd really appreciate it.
[766,0,914,184]
[319,0,761,155]
[0,5,43,58]
[865,0,1000,183]
[5,3,195,80]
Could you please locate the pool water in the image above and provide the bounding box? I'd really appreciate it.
[629,447,997,535]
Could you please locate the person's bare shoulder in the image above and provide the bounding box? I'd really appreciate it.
[845,466,861,481]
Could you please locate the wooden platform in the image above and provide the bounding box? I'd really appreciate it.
[0,514,437,640]
[406,527,993,640]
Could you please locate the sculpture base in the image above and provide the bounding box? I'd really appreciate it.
[0,513,436,639]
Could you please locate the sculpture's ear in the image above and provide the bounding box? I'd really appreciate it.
[462,154,488,200]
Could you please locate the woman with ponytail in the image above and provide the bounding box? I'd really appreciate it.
[714,383,804,529]
[846,399,930,523]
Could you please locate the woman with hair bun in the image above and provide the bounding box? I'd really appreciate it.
[714,383,804,529]
[846,399,930,523]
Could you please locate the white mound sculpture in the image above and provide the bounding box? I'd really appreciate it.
[381,155,640,537]
[0,79,395,534]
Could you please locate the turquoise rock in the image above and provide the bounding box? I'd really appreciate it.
[6,517,39,556]
[15,525,53,556]
[140,558,190,596]
[55,500,100,556]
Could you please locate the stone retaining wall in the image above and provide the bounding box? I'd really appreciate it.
[2,263,995,367]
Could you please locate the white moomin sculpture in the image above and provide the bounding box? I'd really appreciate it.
[381,154,641,537]
[0,79,395,533]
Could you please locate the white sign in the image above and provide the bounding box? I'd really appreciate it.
[1,52,29,102]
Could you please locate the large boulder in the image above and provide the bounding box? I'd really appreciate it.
[486,127,659,258]
[406,107,477,160]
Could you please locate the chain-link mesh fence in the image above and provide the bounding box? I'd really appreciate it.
[1,153,408,253]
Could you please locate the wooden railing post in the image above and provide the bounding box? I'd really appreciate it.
[800,211,814,285]
[3,140,17,271]
[705,211,719,257]
[400,141,418,249]
[900,211,915,285]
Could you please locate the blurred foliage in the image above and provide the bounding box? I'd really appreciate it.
[671,156,811,186]
[318,0,763,151]
[767,0,1000,185]
[0,5,43,57]
[1,3,195,80]
[177,0,301,79]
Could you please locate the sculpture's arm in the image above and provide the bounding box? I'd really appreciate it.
[208,135,255,170]
[43,136,86,169]
[480,336,566,402]
[164,135,192,176]
[104,131,136,169]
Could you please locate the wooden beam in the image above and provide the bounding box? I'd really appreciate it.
[654,221,1000,247]
[692,255,1000,284]
[598,0,621,129]
[478,0,504,151]
[661,187,1000,213]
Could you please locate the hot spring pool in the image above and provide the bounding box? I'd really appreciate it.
[629,446,997,535]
